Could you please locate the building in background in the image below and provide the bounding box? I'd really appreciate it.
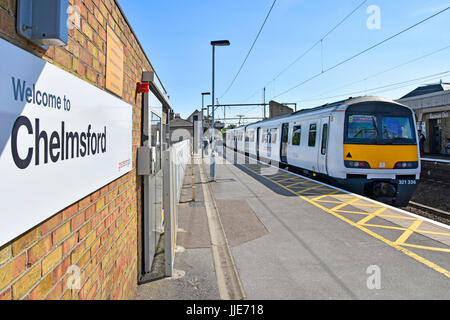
[397,82,450,155]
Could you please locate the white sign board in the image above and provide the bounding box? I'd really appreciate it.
[0,39,132,246]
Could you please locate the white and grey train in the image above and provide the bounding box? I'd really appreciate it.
[224,96,421,207]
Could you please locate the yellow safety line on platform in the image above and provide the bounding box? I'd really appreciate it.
[357,207,387,225]
[330,197,361,211]
[248,164,450,279]
[311,191,341,201]
[395,220,423,245]
[400,243,450,253]
[378,214,419,220]
[316,200,343,204]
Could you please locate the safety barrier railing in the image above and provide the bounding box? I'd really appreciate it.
[163,139,191,276]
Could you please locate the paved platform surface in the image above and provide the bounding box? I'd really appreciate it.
[136,148,450,300]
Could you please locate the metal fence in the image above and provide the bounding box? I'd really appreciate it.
[163,139,191,276]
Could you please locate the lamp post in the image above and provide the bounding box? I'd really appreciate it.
[201,92,210,159]
[210,40,230,181]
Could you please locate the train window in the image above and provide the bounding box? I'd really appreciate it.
[308,124,317,147]
[292,125,301,146]
[262,131,268,143]
[249,130,255,142]
[381,116,414,141]
[321,124,328,155]
[271,129,278,144]
[347,115,378,140]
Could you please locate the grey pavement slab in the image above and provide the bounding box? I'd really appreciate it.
[209,156,450,300]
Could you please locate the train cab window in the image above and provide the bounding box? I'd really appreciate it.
[308,124,317,147]
[270,128,278,144]
[321,124,328,155]
[346,115,378,141]
[381,116,414,141]
[292,125,301,146]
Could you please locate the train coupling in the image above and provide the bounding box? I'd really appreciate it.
[372,182,397,198]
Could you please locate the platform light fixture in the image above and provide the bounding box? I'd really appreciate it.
[210,40,230,181]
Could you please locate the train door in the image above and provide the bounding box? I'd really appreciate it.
[256,127,261,160]
[267,129,272,159]
[280,123,289,163]
[317,117,330,174]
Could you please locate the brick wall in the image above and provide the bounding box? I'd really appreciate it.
[0,0,159,299]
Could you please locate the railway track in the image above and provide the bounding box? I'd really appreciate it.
[405,201,450,226]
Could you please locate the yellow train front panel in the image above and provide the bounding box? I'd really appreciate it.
[343,144,418,169]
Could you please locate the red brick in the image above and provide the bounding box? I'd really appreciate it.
[41,214,62,235]
[63,233,79,255]
[52,222,71,245]
[71,212,86,231]
[29,273,52,300]
[0,288,11,300]
[62,203,79,221]
[27,235,52,265]
[53,256,71,283]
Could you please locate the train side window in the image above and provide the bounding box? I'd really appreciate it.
[308,123,317,147]
[321,124,328,155]
[271,128,278,144]
[292,125,301,146]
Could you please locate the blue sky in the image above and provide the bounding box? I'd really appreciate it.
[119,0,450,122]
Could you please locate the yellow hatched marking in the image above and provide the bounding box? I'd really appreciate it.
[285,181,308,188]
[330,197,361,212]
[315,199,343,204]
[276,177,298,183]
[416,229,450,237]
[296,185,325,194]
[255,172,450,278]
[335,210,370,215]
[351,202,384,208]
[395,220,423,245]
[357,207,387,225]
[378,214,419,221]
[400,243,450,253]
[363,223,407,231]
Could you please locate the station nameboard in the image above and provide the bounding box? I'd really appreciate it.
[105,25,124,97]
[0,38,132,247]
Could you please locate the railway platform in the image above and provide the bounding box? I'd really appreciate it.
[137,148,450,300]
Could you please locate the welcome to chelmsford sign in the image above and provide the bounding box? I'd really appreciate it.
[0,39,132,247]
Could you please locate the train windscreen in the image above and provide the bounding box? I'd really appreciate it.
[344,102,416,145]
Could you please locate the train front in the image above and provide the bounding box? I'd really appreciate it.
[338,100,420,207]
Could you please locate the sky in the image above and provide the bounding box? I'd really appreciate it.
[118,0,450,123]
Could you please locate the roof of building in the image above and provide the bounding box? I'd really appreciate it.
[400,82,450,99]
[169,118,193,128]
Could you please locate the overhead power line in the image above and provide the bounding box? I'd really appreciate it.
[308,44,450,100]
[299,70,450,107]
[220,0,277,99]
[243,0,367,102]
[273,5,450,99]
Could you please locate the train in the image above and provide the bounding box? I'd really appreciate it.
[224,96,420,207]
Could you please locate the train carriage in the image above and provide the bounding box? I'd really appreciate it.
[225,96,420,207]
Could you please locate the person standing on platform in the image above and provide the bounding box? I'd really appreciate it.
[418,130,426,157]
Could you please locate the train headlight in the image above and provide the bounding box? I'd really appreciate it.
[344,161,371,169]
[394,162,418,169]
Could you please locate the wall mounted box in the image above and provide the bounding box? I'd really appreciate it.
[17,0,68,47]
